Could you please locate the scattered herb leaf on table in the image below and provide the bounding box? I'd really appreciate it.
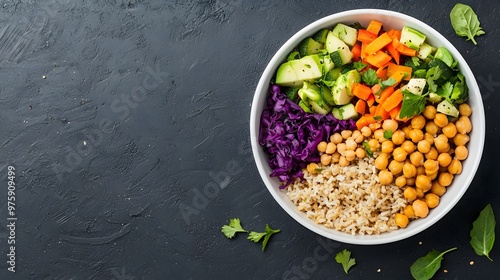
[335,249,356,274]
[248,224,280,252]
[470,204,496,261]
[450,3,485,45]
[410,247,456,280]
[221,218,247,238]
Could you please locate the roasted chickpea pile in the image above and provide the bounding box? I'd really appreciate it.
[309,103,473,229]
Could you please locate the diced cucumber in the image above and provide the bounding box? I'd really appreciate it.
[332,23,358,47]
[332,104,358,120]
[320,84,334,106]
[329,51,343,67]
[275,62,299,87]
[325,32,353,66]
[434,47,454,68]
[426,92,443,104]
[406,78,427,95]
[298,100,312,113]
[417,43,435,60]
[275,54,324,86]
[324,68,343,82]
[310,99,331,115]
[313,28,330,44]
[437,99,459,117]
[400,26,426,50]
[331,70,360,105]
[321,55,335,73]
[299,37,324,57]
[300,82,322,101]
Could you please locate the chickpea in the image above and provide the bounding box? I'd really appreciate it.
[427,171,439,180]
[437,153,452,167]
[355,147,366,158]
[424,132,434,144]
[374,129,386,142]
[306,163,319,174]
[417,166,426,176]
[369,122,381,132]
[375,153,390,170]
[448,158,462,175]
[425,121,439,136]
[336,143,346,155]
[389,160,404,175]
[442,123,457,138]
[345,150,356,162]
[352,131,364,143]
[434,113,449,128]
[417,140,431,154]
[401,140,416,154]
[403,162,417,178]
[409,129,424,143]
[425,193,440,209]
[434,134,449,152]
[351,130,361,140]
[345,139,357,151]
[382,119,399,132]
[411,115,426,130]
[331,152,341,163]
[392,130,406,145]
[423,105,437,120]
[455,145,468,160]
[404,205,416,218]
[402,126,412,139]
[404,187,418,201]
[406,177,416,186]
[438,172,454,187]
[317,141,328,153]
[361,126,372,137]
[453,133,470,146]
[381,141,394,154]
[416,188,425,198]
[425,147,438,160]
[378,169,394,185]
[395,175,407,187]
[368,138,380,151]
[424,159,439,174]
[459,103,472,117]
[431,181,446,196]
[410,151,424,167]
[456,116,472,134]
[341,130,353,139]
[415,175,432,192]
[320,154,332,165]
[330,133,343,144]
[393,147,408,162]
[339,155,349,167]
[395,213,409,228]
[413,200,429,218]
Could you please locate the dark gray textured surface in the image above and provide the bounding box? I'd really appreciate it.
[0,0,498,279]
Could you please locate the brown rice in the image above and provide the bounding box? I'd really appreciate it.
[286,156,408,235]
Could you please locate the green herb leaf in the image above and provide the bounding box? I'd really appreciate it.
[353,61,367,71]
[399,90,428,119]
[248,224,280,252]
[426,66,443,93]
[380,77,397,88]
[450,3,485,45]
[383,130,393,139]
[362,68,378,86]
[410,247,457,280]
[335,249,356,274]
[373,115,382,121]
[470,204,496,261]
[221,218,247,238]
[363,141,373,157]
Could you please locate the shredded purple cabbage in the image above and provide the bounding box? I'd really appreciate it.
[259,85,356,188]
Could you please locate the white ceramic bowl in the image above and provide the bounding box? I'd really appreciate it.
[250,9,485,245]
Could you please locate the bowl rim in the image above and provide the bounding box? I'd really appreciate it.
[250,9,485,245]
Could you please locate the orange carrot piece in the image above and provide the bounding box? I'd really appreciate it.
[376,86,395,104]
[385,43,400,65]
[355,99,367,115]
[392,38,402,50]
[376,65,388,80]
[365,50,392,68]
[366,20,383,35]
[366,93,376,107]
[386,29,402,40]
[351,42,362,61]
[369,105,376,115]
[364,33,392,57]
[371,83,381,95]
[387,71,407,87]
[387,64,412,80]
[399,45,417,56]
[357,29,377,44]
[389,103,402,119]
[356,115,376,130]
[374,104,391,120]
[360,42,368,59]
[352,83,372,100]
[382,89,403,112]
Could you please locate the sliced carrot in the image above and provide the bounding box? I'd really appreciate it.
[363,33,392,57]
[356,115,376,130]
[385,43,400,65]
[387,64,412,80]
[392,37,402,50]
[371,83,381,95]
[355,99,367,115]
[360,42,368,59]
[352,83,372,100]
[386,29,402,40]
[366,20,383,35]
[375,86,395,104]
[398,44,417,56]
[389,103,402,119]
[376,65,388,80]
[382,89,403,112]
[357,29,377,44]
[374,104,391,120]
[366,93,376,107]
[351,42,362,61]
[387,71,407,87]
[369,105,376,115]
[365,50,392,68]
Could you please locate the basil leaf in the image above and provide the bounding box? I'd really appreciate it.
[410,247,456,280]
[450,3,485,45]
[470,204,496,261]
